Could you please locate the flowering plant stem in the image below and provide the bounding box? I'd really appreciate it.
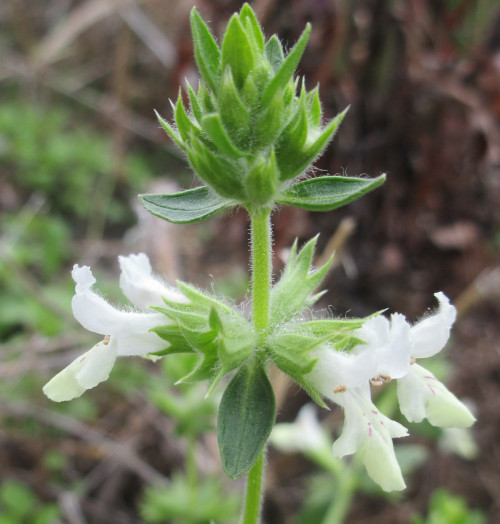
[251,209,272,339]
[243,209,272,523]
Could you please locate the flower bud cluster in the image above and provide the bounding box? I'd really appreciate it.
[158,4,346,211]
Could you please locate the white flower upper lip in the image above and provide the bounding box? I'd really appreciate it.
[71,262,167,356]
[118,253,187,309]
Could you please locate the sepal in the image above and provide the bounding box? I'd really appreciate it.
[222,14,255,89]
[276,107,348,181]
[269,236,332,328]
[152,282,256,388]
[264,35,284,72]
[261,23,311,106]
[218,67,251,148]
[265,318,367,408]
[244,150,280,208]
[190,8,221,92]
[201,113,247,159]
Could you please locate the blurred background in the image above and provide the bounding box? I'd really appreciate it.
[1,0,500,522]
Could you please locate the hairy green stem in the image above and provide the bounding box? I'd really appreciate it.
[242,209,272,524]
[251,209,272,339]
[243,450,265,524]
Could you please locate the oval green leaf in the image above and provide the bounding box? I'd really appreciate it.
[139,186,235,224]
[217,362,276,479]
[277,174,386,211]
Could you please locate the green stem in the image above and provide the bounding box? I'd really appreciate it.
[251,209,272,339]
[242,209,272,524]
[243,450,265,524]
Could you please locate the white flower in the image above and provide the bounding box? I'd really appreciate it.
[305,341,409,491]
[396,293,475,428]
[357,313,412,382]
[43,255,174,402]
[118,253,186,309]
[270,404,328,454]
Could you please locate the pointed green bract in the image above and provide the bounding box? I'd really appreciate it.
[139,186,235,224]
[264,35,285,72]
[218,67,251,147]
[252,94,284,149]
[222,15,255,89]
[275,95,308,160]
[201,113,247,159]
[174,91,200,142]
[269,236,332,328]
[155,110,184,149]
[277,107,348,181]
[244,150,280,208]
[187,138,246,200]
[277,174,386,211]
[308,86,322,126]
[153,282,256,387]
[186,81,202,123]
[217,361,276,478]
[261,24,311,107]
[190,8,221,92]
[240,3,265,51]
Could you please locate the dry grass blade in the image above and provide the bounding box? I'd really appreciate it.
[120,2,177,68]
[32,0,137,67]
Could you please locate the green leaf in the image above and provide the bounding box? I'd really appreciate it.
[264,35,285,72]
[261,24,311,107]
[201,113,246,159]
[218,361,276,478]
[269,236,332,328]
[221,15,254,89]
[277,174,386,211]
[139,186,235,224]
[190,8,221,92]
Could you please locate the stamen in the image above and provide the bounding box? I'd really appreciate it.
[333,384,346,393]
[103,335,111,345]
[370,375,391,386]
[410,357,416,365]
